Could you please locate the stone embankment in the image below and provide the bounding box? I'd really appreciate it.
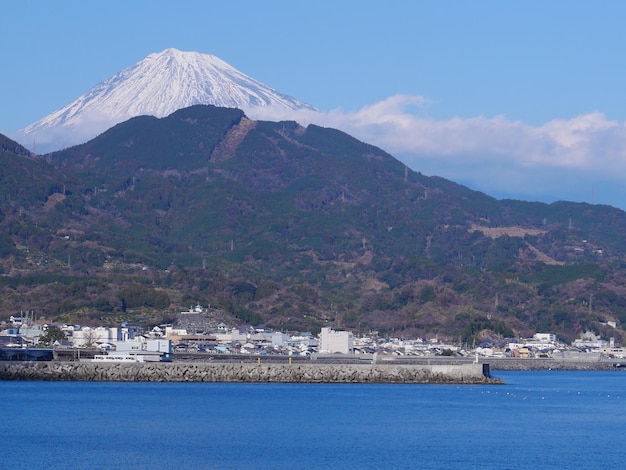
[485,358,624,371]
[0,361,499,384]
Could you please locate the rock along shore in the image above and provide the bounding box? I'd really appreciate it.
[0,361,500,384]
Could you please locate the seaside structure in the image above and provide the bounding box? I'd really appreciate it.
[105,339,173,362]
[65,324,139,348]
[572,330,609,349]
[319,327,353,354]
[0,308,623,364]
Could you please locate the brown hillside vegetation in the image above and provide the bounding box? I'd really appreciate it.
[3,106,626,344]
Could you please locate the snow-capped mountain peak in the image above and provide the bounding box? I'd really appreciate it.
[17,48,316,153]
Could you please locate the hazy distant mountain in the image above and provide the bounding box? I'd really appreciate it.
[16,48,316,153]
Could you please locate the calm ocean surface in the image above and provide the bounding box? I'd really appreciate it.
[1,370,624,469]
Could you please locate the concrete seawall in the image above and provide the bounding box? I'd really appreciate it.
[484,358,625,371]
[0,361,499,384]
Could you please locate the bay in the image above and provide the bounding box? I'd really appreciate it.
[1,370,624,469]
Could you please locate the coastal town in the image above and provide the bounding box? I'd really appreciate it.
[1,304,625,364]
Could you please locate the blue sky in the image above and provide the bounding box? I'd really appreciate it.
[3,0,626,209]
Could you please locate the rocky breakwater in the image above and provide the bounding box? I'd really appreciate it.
[486,358,622,371]
[0,361,501,384]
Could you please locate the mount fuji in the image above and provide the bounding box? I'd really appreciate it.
[16,48,317,154]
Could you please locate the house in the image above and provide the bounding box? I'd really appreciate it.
[513,347,531,358]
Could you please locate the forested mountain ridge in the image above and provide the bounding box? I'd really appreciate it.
[2,105,626,344]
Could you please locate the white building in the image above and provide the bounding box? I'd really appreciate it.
[319,327,353,354]
[113,339,173,362]
[572,330,608,349]
[69,326,137,348]
[272,332,289,346]
[533,333,556,343]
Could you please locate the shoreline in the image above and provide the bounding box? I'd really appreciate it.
[484,358,625,371]
[1,357,623,383]
[0,361,499,384]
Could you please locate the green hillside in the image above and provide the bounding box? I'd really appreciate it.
[2,105,626,344]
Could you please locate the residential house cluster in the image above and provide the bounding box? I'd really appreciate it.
[1,305,623,361]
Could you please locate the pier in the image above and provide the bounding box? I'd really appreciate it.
[0,361,498,384]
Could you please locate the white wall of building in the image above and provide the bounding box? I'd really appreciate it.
[319,327,353,354]
[69,326,137,347]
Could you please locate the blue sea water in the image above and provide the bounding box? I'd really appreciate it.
[1,370,625,470]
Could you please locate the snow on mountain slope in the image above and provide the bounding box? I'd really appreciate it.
[17,48,316,153]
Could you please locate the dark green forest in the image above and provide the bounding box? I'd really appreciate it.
[1,107,625,344]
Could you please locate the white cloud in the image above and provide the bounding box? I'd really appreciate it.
[12,109,120,155]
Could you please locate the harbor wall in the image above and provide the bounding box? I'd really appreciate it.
[484,358,624,371]
[0,361,498,384]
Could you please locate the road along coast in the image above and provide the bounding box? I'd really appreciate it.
[0,361,500,384]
